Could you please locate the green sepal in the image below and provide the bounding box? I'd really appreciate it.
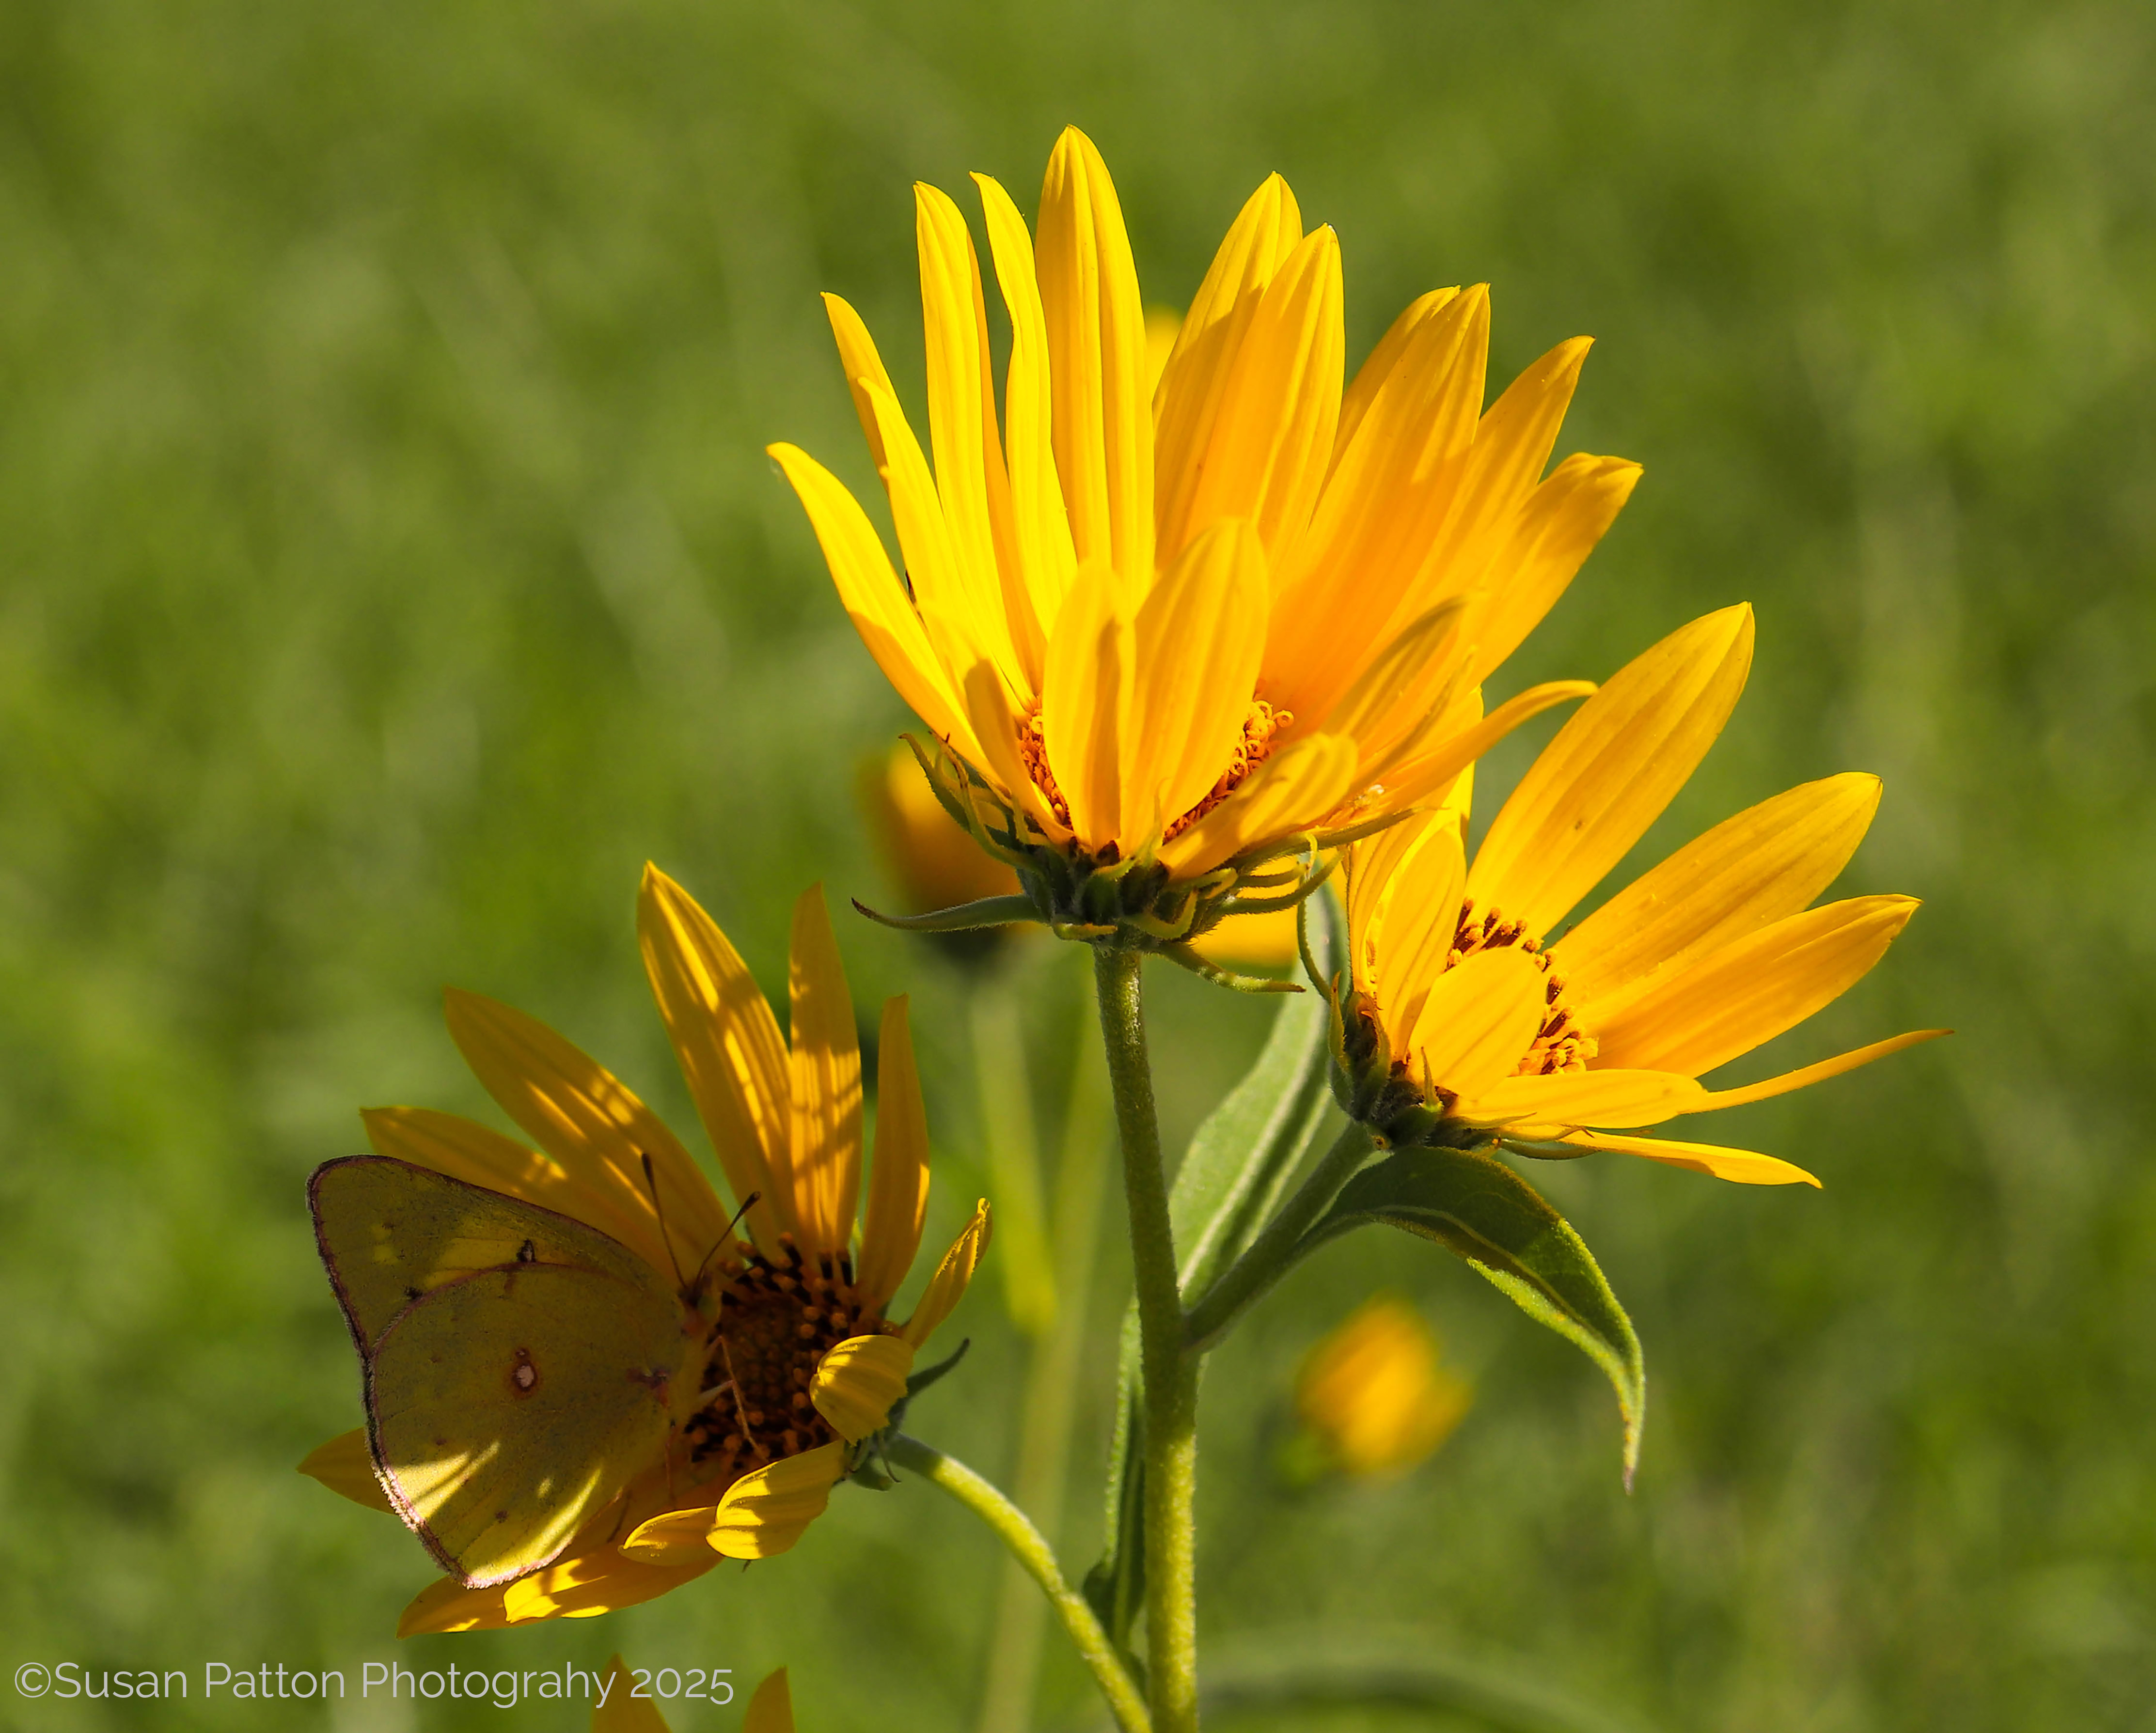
[850,894,1044,934]
[1157,942,1304,994]
[1302,1146,1647,1486]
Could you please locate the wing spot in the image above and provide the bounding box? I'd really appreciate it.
[517,1239,538,1264]
[509,1347,541,1396]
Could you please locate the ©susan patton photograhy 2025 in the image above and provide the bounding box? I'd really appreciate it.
[1,0,2152,1730]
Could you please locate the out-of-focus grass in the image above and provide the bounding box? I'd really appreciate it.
[1,0,2152,1728]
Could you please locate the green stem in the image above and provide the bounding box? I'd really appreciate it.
[1182,1119,1371,1354]
[976,994,1114,1733]
[889,1434,1150,1733]
[1093,945,1200,1733]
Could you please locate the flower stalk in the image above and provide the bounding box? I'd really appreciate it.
[1093,945,1201,1733]
[888,1434,1150,1733]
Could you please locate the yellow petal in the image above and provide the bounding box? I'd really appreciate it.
[1689,1028,1949,1110]
[638,864,790,1256]
[820,292,898,477]
[1395,336,1593,630]
[960,657,1069,841]
[1405,949,1548,1101]
[1462,452,1642,684]
[708,1443,847,1560]
[1036,126,1153,586]
[359,1105,629,1239]
[916,182,1041,683]
[1154,173,1303,531]
[1039,560,1133,850]
[862,376,1026,701]
[1331,286,1463,465]
[975,172,1078,636]
[1345,806,1446,997]
[1469,1067,1709,1129]
[1264,286,1489,724]
[1468,605,1754,937]
[787,885,863,1257]
[297,1430,392,1514]
[594,1657,673,1733]
[1556,772,1884,1022]
[1547,1130,1821,1187]
[745,1668,797,1733]
[767,442,983,763]
[442,989,720,1280]
[1158,731,1360,876]
[1369,678,1596,813]
[503,1549,717,1623]
[1158,226,1342,566]
[902,1198,992,1346]
[397,1575,513,1637]
[857,996,930,1311]
[1121,518,1270,845]
[1365,815,1466,1053]
[1591,895,1921,1076]
[810,1333,917,1443]
[1318,599,1469,778]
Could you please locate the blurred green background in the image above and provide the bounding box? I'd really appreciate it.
[2,0,2153,1727]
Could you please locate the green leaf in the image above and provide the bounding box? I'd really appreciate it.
[1082,1305,1146,1651]
[1304,1146,1647,1484]
[1171,887,1343,1304]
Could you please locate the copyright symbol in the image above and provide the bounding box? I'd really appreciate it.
[15,1663,49,1697]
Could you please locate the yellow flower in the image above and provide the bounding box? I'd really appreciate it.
[1294,1295,1471,1478]
[594,1657,794,1732]
[771,125,1635,952]
[299,867,990,1633]
[1338,606,1947,1185]
[860,740,1022,916]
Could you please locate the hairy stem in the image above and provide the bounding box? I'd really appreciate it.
[889,1434,1150,1733]
[1183,1119,1372,1353]
[1094,945,1201,1733]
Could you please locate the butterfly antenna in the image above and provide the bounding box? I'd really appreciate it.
[639,1150,691,1293]
[688,1190,762,1301]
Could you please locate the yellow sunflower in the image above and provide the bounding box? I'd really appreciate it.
[1337,606,1946,1185]
[299,867,989,1634]
[1292,1295,1471,1479]
[771,125,1637,953]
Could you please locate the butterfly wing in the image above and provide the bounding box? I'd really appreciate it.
[365,1261,690,1586]
[311,1155,661,1353]
[309,1155,703,1587]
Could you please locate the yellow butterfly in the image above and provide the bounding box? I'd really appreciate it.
[310,1155,716,1589]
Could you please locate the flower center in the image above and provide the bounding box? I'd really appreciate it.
[1446,898,1597,1077]
[683,1237,883,1484]
[1014,697,1293,848]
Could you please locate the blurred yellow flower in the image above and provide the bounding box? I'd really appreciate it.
[300,868,989,1633]
[1340,606,1947,1184]
[772,125,1633,952]
[594,1657,794,1732]
[1294,1295,1471,1478]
